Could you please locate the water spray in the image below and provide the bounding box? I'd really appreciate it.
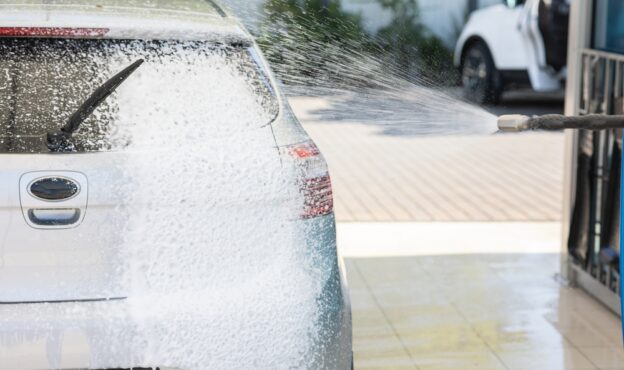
[498,114,624,132]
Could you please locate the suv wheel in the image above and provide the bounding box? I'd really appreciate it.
[461,41,502,105]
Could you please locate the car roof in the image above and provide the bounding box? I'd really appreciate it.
[0,0,252,43]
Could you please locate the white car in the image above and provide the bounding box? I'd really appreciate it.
[0,1,351,369]
[455,0,569,104]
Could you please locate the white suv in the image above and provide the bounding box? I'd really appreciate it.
[0,1,351,369]
[455,0,569,104]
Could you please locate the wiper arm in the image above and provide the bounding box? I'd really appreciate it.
[47,59,144,152]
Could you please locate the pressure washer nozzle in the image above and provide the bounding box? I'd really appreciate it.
[497,115,532,132]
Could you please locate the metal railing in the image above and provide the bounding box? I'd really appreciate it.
[580,49,624,115]
[570,49,623,315]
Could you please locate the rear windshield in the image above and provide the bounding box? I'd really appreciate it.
[0,38,278,153]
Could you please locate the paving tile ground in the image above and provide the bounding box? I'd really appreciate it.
[345,254,623,370]
[289,95,565,222]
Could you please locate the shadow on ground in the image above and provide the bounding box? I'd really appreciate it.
[484,90,565,116]
[289,87,563,137]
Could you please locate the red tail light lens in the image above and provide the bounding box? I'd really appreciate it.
[0,27,109,37]
[284,141,334,219]
[288,141,321,158]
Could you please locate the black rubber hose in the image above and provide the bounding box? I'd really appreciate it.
[529,114,624,130]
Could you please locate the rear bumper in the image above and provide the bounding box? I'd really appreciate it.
[0,215,351,370]
[302,214,352,370]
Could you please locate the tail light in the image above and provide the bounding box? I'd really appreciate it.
[283,141,334,219]
[0,27,109,37]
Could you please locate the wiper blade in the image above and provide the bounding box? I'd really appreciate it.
[47,59,144,152]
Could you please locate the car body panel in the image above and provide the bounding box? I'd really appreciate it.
[0,126,283,303]
[0,1,352,368]
[0,36,284,301]
[518,0,564,91]
[0,214,351,370]
[455,2,563,92]
[454,4,528,70]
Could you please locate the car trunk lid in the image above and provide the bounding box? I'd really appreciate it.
[0,37,291,302]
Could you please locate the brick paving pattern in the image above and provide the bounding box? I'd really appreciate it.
[290,96,565,222]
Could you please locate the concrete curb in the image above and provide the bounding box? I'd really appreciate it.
[337,221,562,258]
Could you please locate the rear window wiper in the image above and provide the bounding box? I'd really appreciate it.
[46,59,144,152]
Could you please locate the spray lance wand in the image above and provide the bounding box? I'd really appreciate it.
[497,113,624,132]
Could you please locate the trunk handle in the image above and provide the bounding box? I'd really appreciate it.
[27,208,81,227]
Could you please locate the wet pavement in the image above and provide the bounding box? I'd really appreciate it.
[338,222,622,369]
[345,252,623,370]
